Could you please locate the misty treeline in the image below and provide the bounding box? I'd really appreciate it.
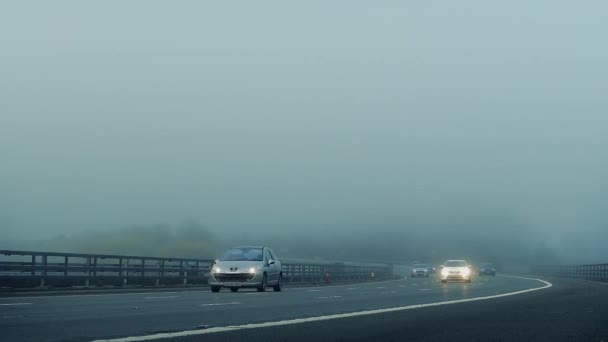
[14,220,217,259]
[5,207,560,267]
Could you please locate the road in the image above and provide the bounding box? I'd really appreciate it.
[0,275,606,342]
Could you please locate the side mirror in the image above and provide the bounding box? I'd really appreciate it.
[268,259,275,265]
[213,259,219,265]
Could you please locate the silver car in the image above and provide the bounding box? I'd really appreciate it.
[209,246,282,293]
[411,264,430,278]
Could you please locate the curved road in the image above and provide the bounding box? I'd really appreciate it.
[0,274,567,342]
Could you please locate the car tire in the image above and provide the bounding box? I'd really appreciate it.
[425,274,429,278]
[466,279,471,283]
[441,279,447,283]
[230,287,238,293]
[257,274,267,292]
[492,272,496,276]
[273,274,282,292]
[211,286,220,293]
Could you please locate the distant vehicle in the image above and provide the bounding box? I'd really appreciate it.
[478,262,496,276]
[428,266,437,274]
[411,263,430,277]
[209,246,282,293]
[440,260,472,283]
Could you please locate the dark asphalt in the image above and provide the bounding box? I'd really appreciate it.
[159,278,608,342]
[0,274,553,342]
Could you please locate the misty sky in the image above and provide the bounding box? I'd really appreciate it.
[2,1,607,261]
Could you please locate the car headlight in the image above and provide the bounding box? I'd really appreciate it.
[462,268,470,276]
[441,269,448,276]
[212,266,221,273]
[249,267,261,274]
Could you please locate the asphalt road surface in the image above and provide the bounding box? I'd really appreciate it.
[1,275,606,342]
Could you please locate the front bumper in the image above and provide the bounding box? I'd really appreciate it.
[441,273,471,281]
[209,272,263,288]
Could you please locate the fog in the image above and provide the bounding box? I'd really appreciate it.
[2,1,607,265]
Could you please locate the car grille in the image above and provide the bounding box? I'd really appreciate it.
[215,273,254,283]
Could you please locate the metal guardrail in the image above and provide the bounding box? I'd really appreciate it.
[0,250,393,289]
[532,263,608,282]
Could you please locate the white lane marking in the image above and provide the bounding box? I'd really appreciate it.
[346,288,357,290]
[197,302,241,307]
[0,303,32,306]
[307,289,321,292]
[316,296,342,299]
[420,289,431,291]
[144,296,179,300]
[3,278,408,301]
[580,280,608,286]
[288,277,406,291]
[398,285,406,288]
[91,275,551,342]
[376,287,386,289]
[1,290,195,300]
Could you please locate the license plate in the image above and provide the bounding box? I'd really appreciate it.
[224,282,241,286]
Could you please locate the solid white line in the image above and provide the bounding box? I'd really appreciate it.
[197,302,241,307]
[91,275,551,342]
[316,296,342,299]
[144,296,179,300]
[0,303,32,306]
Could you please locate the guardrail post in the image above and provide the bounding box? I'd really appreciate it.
[31,255,36,276]
[123,258,129,286]
[85,257,91,287]
[64,256,68,277]
[40,255,47,287]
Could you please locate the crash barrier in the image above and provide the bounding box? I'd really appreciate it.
[0,250,393,289]
[531,263,608,282]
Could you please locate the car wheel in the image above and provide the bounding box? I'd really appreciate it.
[441,279,447,283]
[230,287,238,293]
[257,274,267,292]
[466,279,471,283]
[492,272,496,276]
[425,274,429,278]
[211,286,220,293]
[273,274,282,292]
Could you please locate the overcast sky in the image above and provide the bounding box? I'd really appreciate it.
[1,1,607,261]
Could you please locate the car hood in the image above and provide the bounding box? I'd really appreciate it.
[214,260,264,271]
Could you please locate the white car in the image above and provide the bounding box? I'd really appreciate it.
[440,259,472,283]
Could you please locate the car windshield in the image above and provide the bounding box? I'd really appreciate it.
[445,261,467,267]
[220,248,263,261]
[413,264,428,268]
[482,263,494,268]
